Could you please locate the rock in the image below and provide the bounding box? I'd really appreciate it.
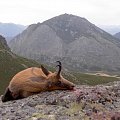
[111,112,120,120]
[0,81,120,120]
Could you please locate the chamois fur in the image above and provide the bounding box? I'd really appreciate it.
[2,61,75,102]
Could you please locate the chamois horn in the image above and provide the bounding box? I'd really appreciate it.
[56,61,62,78]
[56,61,62,66]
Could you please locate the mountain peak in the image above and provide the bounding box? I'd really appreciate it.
[51,13,87,20]
[42,13,95,43]
[44,13,89,24]
[9,14,120,72]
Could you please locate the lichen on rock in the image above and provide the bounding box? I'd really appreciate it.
[0,81,120,120]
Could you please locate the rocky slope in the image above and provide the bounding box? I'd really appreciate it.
[0,35,40,94]
[9,14,120,72]
[0,81,120,120]
[114,32,120,39]
[0,35,10,50]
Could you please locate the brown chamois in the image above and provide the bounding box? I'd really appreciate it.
[2,61,75,102]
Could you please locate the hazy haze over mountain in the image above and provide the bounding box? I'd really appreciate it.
[0,0,120,26]
[0,0,120,39]
[98,25,120,35]
[0,23,26,42]
[114,32,120,39]
[9,14,120,72]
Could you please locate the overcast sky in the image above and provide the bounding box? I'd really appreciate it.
[0,0,120,26]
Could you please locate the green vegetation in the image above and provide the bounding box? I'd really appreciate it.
[64,72,120,86]
[0,50,40,95]
[30,113,56,120]
[42,66,120,86]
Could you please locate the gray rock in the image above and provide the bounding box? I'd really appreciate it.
[0,81,120,120]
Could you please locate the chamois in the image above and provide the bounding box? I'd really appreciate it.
[2,61,75,102]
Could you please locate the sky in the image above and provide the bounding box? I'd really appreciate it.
[0,0,120,26]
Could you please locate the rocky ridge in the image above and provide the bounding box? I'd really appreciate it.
[0,35,10,50]
[0,81,120,120]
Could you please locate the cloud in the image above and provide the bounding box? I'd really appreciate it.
[0,0,120,25]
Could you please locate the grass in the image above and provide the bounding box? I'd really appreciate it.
[0,50,40,95]
[63,72,120,86]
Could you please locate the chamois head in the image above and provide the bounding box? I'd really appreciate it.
[42,61,75,90]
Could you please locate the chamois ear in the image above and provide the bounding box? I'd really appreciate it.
[41,65,50,76]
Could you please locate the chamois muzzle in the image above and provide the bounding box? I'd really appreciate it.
[63,79,75,90]
[69,84,75,90]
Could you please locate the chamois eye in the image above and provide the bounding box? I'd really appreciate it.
[57,81,61,85]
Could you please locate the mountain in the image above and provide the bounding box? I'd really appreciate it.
[0,23,26,42]
[114,32,120,39]
[9,14,120,72]
[98,25,120,35]
[0,35,40,94]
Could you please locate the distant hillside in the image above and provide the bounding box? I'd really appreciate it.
[0,23,26,42]
[114,32,120,39]
[98,25,120,35]
[9,14,120,72]
[0,35,40,94]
